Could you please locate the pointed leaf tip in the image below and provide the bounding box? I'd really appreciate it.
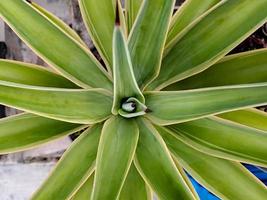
[112,24,145,115]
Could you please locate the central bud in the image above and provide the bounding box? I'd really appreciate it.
[118,97,148,118]
[121,101,137,113]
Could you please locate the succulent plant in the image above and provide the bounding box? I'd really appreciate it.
[0,0,267,199]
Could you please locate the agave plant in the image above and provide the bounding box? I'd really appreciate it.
[0,0,267,199]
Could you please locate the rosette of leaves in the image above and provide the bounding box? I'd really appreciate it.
[0,0,267,199]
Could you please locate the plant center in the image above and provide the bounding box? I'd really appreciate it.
[118,97,148,118]
[121,101,136,113]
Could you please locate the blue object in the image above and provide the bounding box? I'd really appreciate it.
[189,176,220,200]
[188,164,267,200]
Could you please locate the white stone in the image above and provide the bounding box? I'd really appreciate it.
[0,162,55,200]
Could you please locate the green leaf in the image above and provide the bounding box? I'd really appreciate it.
[173,160,200,200]
[79,0,125,72]
[134,118,195,200]
[0,113,85,154]
[165,49,267,90]
[32,125,102,200]
[145,83,267,125]
[118,1,128,38]
[119,164,152,200]
[91,116,139,200]
[158,126,267,200]
[71,174,94,200]
[149,0,267,90]
[167,117,267,167]
[0,0,112,90]
[128,0,175,89]
[78,0,113,71]
[0,81,112,124]
[31,2,86,47]
[125,0,143,33]
[112,26,144,115]
[166,0,221,52]
[218,108,267,132]
[0,59,77,88]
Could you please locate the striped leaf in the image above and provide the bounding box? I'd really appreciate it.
[0,0,112,89]
[125,0,143,33]
[167,117,267,167]
[165,49,267,90]
[79,0,126,72]
[0,59,77,88]
[32,125,102,200]
[71,174,94,200]
[91,116,139,200]
[31,2,86,47]
[166,0,222,52]
[158,126,267,200]
[112,25,144,115]
[0,81,112,124]
[134,119,195,200]
[145,83,267,125]
[128,0,175,88]
[119,164,152,200]
[149,0,267,90]
[174,160,200,200]
[0,113,85,154]
[218,108,267,132]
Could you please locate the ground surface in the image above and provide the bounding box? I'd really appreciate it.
[0,163,54,200]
